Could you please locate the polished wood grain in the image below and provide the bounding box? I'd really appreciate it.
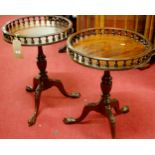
[67,27,153,70]
[73,34,146,59]
[65,27,153,138]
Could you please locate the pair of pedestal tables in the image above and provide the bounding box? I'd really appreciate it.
[2,15,155,138]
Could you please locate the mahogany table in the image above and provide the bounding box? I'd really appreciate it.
[64,27,154,138]
[2,15,80,126]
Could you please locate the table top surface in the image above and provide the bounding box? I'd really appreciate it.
[67,28,153,70]
[73,34,146,60]
[2,15,73,46]
[12,24,67,38]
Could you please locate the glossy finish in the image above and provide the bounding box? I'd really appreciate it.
[65,28,154,138]
[73,34,145,59]
[67,28,153,70]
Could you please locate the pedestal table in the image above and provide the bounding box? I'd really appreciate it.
[64,27,154,138]
[2,15,80,126]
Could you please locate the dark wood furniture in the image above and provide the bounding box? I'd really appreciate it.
[64,27,154,138]
[2,15,80,126]
[58,15,77,53]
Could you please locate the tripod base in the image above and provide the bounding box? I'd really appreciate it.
[63,71,129,138]
[64,98,128,138]
[26,76,80,126]
[26,46,80,126]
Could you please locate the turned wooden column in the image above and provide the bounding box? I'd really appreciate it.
[27,46,80,126]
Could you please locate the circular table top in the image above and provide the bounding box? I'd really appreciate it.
[2,15,73,46]
[67,28,153,70]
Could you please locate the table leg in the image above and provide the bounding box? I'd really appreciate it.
[110,99,129,114]
[105,106,116,139]
[64,103,98,124]
[26,77,40,92]
[58,45,67,53]
[26,46,80,126]
[28,82,43,126]
[49,79,80,98]
[64,71,129,138]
